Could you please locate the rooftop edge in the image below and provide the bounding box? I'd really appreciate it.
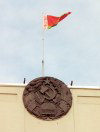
[0,83,100,89]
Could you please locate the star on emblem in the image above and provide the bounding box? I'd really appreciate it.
[44,78,50,85]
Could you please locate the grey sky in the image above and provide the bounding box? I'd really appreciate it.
[0,0,100,85]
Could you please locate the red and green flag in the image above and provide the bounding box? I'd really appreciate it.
[43,12,71,29]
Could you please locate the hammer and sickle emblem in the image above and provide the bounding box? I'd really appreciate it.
[23,77,72,120]
[40,79,56,100]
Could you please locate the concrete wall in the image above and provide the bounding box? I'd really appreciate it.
[0,84,100,132]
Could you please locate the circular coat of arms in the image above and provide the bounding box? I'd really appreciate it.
[23,77,72,120]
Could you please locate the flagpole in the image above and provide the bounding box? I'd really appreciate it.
[42,13,45,77]
[41,12,71,77]
[42,31,45,77]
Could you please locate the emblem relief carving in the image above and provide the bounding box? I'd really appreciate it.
[23,77,72,120]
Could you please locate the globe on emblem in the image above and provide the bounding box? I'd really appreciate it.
[23,77,72,120]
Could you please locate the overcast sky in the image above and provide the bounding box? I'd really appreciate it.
[0,0,100,86]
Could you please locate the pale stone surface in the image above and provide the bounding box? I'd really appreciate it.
[0,84,100,132]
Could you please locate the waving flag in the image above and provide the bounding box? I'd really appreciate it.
[43,12,71,29]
